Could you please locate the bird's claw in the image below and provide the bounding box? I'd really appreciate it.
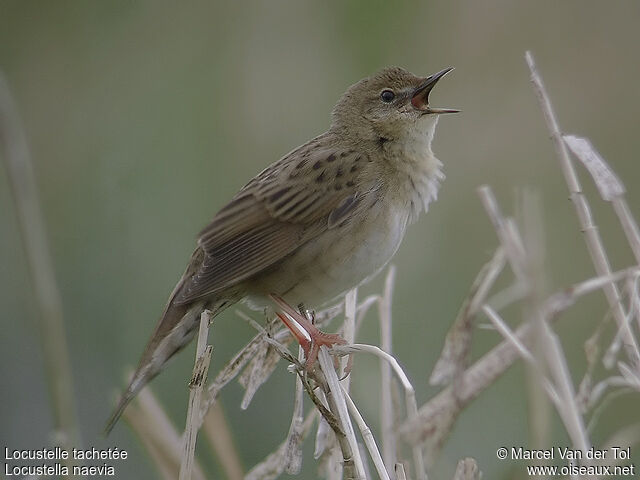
[271,294,347,370]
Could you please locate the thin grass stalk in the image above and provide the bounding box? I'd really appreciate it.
[341,385,390,480]
[481,305,560,405]
[0,72,82,473]
[378,265,396,472]
[342,289,357,389]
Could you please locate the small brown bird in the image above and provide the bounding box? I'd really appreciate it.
[106,66,457,432]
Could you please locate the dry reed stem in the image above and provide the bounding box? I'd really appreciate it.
[124,405,177,480]
[180,311,213,480]
[342,289,358,389]
[525,51,640,369]
[198,329,266,425]
[451,458,481,480]
[398,291,576,453]
[611,199,640,264]
[332,342,424,478]
[0,72,82,471]
[394,463,407,480]
[314,389,333,460]
[245,411,318,480]
[378,265,396,473]
[431,247,506,386]
[242,307,362,479]
[129,52,640,480]
[284,345,306,475]
[318,346,366,480]
[124,388,206,480]
[341,386,390,480]
[538,319,591,456]
[482,305,560,404]
[526,192,591,462]
[484,186,591,458]
[563,135,640,264]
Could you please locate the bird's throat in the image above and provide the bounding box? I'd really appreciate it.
[385,117,444,223]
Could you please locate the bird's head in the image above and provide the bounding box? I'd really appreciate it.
[331,66,458,144]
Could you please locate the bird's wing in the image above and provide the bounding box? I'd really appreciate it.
[172,146,376,305]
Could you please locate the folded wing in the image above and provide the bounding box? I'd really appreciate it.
[172,146,374,305]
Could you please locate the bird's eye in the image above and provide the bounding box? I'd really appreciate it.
[380,90,395,103]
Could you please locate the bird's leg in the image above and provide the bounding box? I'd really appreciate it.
[270,293,346,370]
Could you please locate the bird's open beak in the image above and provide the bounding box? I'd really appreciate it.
[411,67,459,114]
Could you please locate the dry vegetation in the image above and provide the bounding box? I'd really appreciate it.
[3,52,639,479]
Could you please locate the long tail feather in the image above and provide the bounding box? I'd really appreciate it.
[104,298,231,434]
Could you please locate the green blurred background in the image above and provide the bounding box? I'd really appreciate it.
[2,1,639,478]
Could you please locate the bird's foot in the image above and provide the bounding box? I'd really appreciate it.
[270,293,346,370]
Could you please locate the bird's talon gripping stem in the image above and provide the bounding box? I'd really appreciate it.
[271,294,346,370]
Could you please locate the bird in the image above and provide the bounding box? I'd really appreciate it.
[105,66,457,433]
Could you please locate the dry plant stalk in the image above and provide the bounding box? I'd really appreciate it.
[317,345,366,480]
[180,310,214,480]
[452,458,481,480]
[401,52,640,476]
[430,247,506,386]
[525,51,640,369]
[124,52,640,480]
[123,388,206,480]
[0,72,82,474]
[378,265,396,472]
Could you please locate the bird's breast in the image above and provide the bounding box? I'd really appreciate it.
[244,196,409,310]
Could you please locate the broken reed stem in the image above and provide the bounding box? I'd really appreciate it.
[452,458,482,480]
[0,72,82,466]
[180,311,213,480]
[525,51,640,369]
[562,134,640,265]
[395,463,407,480]
[124,388,206,480]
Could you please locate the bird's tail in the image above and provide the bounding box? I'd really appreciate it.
[104,298,229,435]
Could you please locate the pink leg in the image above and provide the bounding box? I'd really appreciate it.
[271,293,346,370]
